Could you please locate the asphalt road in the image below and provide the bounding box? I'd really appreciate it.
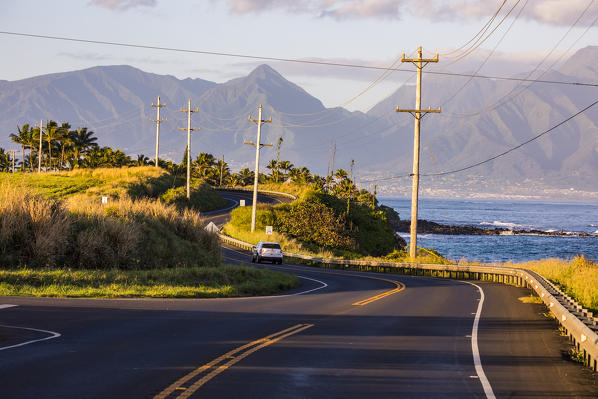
[1,192,597,398]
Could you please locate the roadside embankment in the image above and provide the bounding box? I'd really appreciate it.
[0,171,298,298]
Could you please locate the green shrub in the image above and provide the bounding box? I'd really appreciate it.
[273,201,355,250]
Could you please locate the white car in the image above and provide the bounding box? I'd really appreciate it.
[251,242,283,264]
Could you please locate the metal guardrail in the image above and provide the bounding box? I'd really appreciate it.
[217,232,598,372]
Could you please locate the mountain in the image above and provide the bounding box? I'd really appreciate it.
[361,46,598,195]
[0,65,216,156]
[1,47,597,198]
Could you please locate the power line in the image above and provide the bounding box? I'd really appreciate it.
[439,0,530,106]
[362,97,598,183]
[1,30,596,88]
[442,0,523,67]
[445,0,597,118]
[440,0,508,57]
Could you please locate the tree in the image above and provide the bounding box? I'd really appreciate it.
[0,148,10,172]
[278,160,294,180]
[9,124,30,172]
[70,127,98,169]
[57,122,72,169]
[44,121,61,171]
[136,154,150,166]
[216,158,230,186]
[335,169,348,180]
[236,168,254,186]
[266,159,278,181]
[193,152,217,180]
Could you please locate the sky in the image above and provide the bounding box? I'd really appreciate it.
[0,0,596,111]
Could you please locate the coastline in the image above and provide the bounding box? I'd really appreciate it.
[393,219,598,238]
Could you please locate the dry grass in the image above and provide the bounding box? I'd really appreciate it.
[509,256,598,313]
[518,295,544,304]
[0,183,72,266]
[0,183,221,269]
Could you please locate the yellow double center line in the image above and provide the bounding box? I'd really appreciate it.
[155,323,313,399]
[352,280,405,306]
[223,252,406,306]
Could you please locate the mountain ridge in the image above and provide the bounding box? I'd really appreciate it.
[1,46,597,197]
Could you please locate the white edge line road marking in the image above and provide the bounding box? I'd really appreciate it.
[461,280,496,399]
[0,304,18,309]
[0,324,61,351]
[216,275,328,301]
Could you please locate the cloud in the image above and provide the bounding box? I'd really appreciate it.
[218,0,598,26]
[89,0,157,11]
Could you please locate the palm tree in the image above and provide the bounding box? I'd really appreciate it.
[57,122,72,170]
[136,154,150,166]
[0,148,10,172]
[278,160,294,180]
[266,159,280,182]
[29,126,44,172]
[44,121,61,171]
[193,152,216,179]
[299,167,312,183]
[237,168,254,186]
[288,167,301,182]
[70,127,98,168]
[9,124,30,172]
[335,169,348,180]
[216,158,230,186]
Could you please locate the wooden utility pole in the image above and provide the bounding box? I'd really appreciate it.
[396,46,441,260]
[328,141,336,187]
[7,150,18,173]
[245,104,272,232]
[178,99,200,199]
[219,154,224,187]
[151,96,167,168]
[275,136,283,183]
[38,120,43,173]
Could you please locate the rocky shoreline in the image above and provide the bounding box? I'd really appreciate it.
[393,220,597,237]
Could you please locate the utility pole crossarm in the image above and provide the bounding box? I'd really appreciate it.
[396,106,442,120]
[401,52,439,68]
[243,142,273,147]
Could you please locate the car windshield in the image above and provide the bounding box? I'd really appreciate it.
[262,243,281,249]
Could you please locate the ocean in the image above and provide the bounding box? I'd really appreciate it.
[379,197,598,263]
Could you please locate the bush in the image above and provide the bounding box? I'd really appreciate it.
[273,201,355,250]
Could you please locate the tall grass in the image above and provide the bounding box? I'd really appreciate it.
[0,183,221,269]
[509,256,598,313]
[0,184,71,267]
